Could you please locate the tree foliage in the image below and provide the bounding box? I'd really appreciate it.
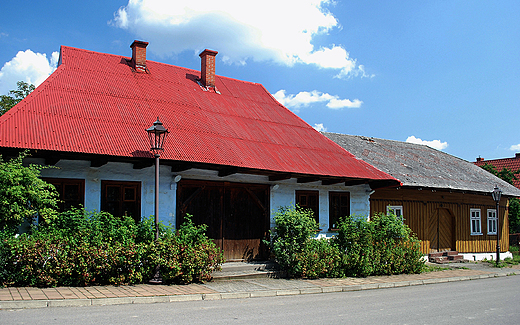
[0,81,35,116]
[0,151,59,232]
[479,163,520,233]
[480,163,520,185]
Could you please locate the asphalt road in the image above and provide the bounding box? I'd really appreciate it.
[1,276,519,325]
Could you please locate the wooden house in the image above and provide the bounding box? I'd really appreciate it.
[0,41,399,261]
[324,132,520,261]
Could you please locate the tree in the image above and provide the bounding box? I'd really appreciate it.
[479,163,520,234]
[0,81,35,116]
[480,163,520,185]
[0,151,59,233]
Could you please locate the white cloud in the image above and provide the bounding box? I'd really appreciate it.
[111,0,369,78]
[406,136,448,151]
[0,50,59,94]
[313,123,327,132]
[273,89,362,112]
[510,144,520,151]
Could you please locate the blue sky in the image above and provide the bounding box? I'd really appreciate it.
[1,1,519,162]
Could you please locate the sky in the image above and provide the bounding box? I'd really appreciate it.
[0,0,519,162]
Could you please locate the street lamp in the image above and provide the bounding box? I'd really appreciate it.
[146,117,168,284]
[146,118,169,240]
[491,185,502,266]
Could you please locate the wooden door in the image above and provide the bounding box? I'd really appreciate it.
[429,208,455,252]
[177,180,269,261]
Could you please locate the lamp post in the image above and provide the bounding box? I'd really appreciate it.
[491,186,502,266]
[146,118,168,284]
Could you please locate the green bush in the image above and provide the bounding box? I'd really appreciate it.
[268,206,424,279]
[370,213,424,275]
[268,205,344,278]
[333,213,424,277]
[0,209,223,287]
[332,215,374,277]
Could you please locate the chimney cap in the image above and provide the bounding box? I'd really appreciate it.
[130,40,149,48]
[199,49,218,57]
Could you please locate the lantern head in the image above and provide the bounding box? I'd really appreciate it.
[491,185,502,203]
[146,118,169,154]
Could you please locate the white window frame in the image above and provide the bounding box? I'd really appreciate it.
[387,205,403,218]
[487,209,497,235]
[470,208,482,235]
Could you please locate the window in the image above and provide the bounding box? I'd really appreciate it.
[42,178,85,211]
[296,190,319,223]
[387,205,403,218]
[470,209,482,235]
[487,209,497,235]
[101,181,141,222]
[329,192,350,230]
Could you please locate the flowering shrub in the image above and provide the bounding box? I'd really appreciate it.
[150,216,224,284]
[0,209,223,287]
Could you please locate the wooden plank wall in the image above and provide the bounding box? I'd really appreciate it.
[370,188,509,254]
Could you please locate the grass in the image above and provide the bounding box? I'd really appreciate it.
[422,264,450,273]
[484,245,520,268]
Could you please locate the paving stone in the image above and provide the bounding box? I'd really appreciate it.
[276,289,300,296]
[47,299,91,308]
[0,300,48,309]
[220,292,250,299]
[169,294,203,302]
[299,287,323,295]
[321,286,343,293]
[202,293,222,300]
[250,290,277,298]
[91,297,134,306]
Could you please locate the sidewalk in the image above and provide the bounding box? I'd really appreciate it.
[1,262,518,310]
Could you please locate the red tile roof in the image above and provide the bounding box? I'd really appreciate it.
[474,154,520,189]
[0,45,398,185]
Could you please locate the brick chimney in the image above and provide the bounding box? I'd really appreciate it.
[516,153,520,159]
[199,49,218,88]
[130,40,149,72]
[476,157,484,162]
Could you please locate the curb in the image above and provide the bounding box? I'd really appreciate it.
[0,270,516,310]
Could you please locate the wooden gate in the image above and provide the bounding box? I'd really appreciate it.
[429,208,455,252]
[177,180,269,261]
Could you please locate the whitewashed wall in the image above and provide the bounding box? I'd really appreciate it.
[270,182,371,238]
[35,159,177,226]
[33,159,372,230]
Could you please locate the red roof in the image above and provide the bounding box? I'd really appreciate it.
[0,45,398,184]
[474,154,520,189]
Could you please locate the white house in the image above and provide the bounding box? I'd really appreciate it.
[0,41,399,260]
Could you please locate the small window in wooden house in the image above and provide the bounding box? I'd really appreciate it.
[296,190,319,223]
[487,209,497,235]
[470,209,482,235]
[387,205,403,219]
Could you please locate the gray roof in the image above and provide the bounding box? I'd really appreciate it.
[323,132,520,197]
